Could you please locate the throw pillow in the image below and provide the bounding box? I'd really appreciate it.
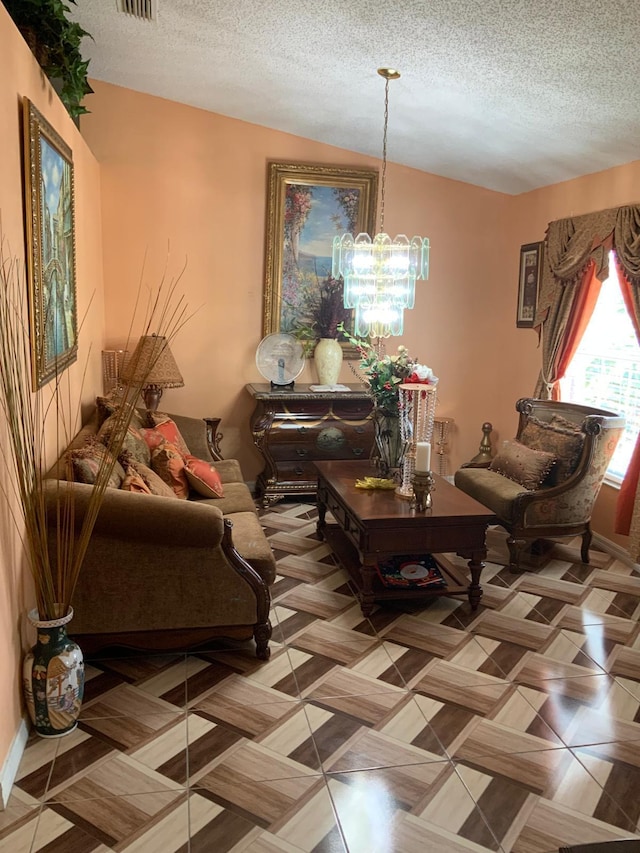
[520,415,584,484]
[489,439,556,490]
[69,441,125,488]
[98,415,151,466]
[550,413,583,432]
[140,417,190,458]
[184,454,225,498]
[128,459,177,499]
[95,395,145,430]
[150,441,189,499]
[120,465,152,494]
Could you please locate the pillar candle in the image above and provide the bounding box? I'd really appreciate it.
[415,441,431,472]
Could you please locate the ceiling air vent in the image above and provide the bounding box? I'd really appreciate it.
[119,0,156,21]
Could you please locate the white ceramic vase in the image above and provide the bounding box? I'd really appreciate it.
[314,338,343,385]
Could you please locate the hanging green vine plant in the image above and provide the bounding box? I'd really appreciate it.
[5,0,94,118]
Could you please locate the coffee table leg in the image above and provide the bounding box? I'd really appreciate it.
[467,552,485,610]
[359,562,376,616]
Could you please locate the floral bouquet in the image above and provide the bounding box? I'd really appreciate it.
[338,326,438,474]
[291,275,351,355]
[339,326,438,416]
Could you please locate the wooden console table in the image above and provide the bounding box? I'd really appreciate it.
[245,383,374,506]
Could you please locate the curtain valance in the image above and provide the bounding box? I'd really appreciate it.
[535,204,640,329]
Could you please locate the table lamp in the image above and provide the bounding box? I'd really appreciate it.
[120,334,184,411]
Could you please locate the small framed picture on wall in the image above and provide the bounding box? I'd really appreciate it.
[517,241,544,328]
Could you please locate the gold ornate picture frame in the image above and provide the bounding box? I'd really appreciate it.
[517,241,543,328]
[23,98,78,389]
[263,162,378,350]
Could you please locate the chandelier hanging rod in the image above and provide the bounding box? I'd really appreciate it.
[377,67,400,233]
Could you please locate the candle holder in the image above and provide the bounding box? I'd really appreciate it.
[412,470,435,511]
[397,383,438,499]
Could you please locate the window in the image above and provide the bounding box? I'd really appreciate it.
[560,253,640,481]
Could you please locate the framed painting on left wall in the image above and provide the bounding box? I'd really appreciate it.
[23,98,78,389]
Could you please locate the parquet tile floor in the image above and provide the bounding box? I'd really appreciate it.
[3,503,640,852]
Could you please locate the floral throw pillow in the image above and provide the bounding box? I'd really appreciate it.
[98,415,151,467]
[120,465,152,494]
[150,441,189,499]
[95,395,146,430]
[489,439,556,490]
[127,459,177,499]
[140,417,190,458]
[184,455,225,498]
[69,442,125,489]
[520,416,584,484]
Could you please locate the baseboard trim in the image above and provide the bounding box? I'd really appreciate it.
[0,716,30,810]
[593,532,639,572]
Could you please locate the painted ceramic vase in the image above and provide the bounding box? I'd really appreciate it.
[23,606,84,738]
[314,338,343,385]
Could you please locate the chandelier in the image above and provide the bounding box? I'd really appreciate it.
[332,68,430,338]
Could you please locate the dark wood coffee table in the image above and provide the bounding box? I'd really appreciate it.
[315,460,497,616]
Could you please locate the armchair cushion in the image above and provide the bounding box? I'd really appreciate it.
[454,467,528,523]
[489,439,556,490]
[520,415,584,484]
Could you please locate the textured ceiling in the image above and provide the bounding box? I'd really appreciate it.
[71,0,640,194]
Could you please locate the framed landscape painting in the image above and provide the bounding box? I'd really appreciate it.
[263,162,378,347]
[23,97,78,389]
[517,241,544,328]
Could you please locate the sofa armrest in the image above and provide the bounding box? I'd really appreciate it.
[43,479,225,548]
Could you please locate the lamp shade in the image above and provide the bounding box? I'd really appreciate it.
[120,335,184,388]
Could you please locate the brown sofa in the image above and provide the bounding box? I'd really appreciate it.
[45,411,276,658]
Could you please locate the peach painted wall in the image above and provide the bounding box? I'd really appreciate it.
[507,161,640,548]
[82,81,515,480]
[0,7,105,775]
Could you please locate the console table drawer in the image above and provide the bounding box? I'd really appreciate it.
[272,460,319,483]
[266,426,371,460]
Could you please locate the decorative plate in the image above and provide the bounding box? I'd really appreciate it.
[255,333,305,385]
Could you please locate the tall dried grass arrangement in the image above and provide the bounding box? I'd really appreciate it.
[0,238,189,621]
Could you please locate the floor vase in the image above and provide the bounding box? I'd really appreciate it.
[23,606,84,737]
[314,338,343,385]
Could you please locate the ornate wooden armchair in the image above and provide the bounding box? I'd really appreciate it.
[454,398,625,571]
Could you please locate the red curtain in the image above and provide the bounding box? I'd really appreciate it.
[550,260,602,400]
[613,256,640,536]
